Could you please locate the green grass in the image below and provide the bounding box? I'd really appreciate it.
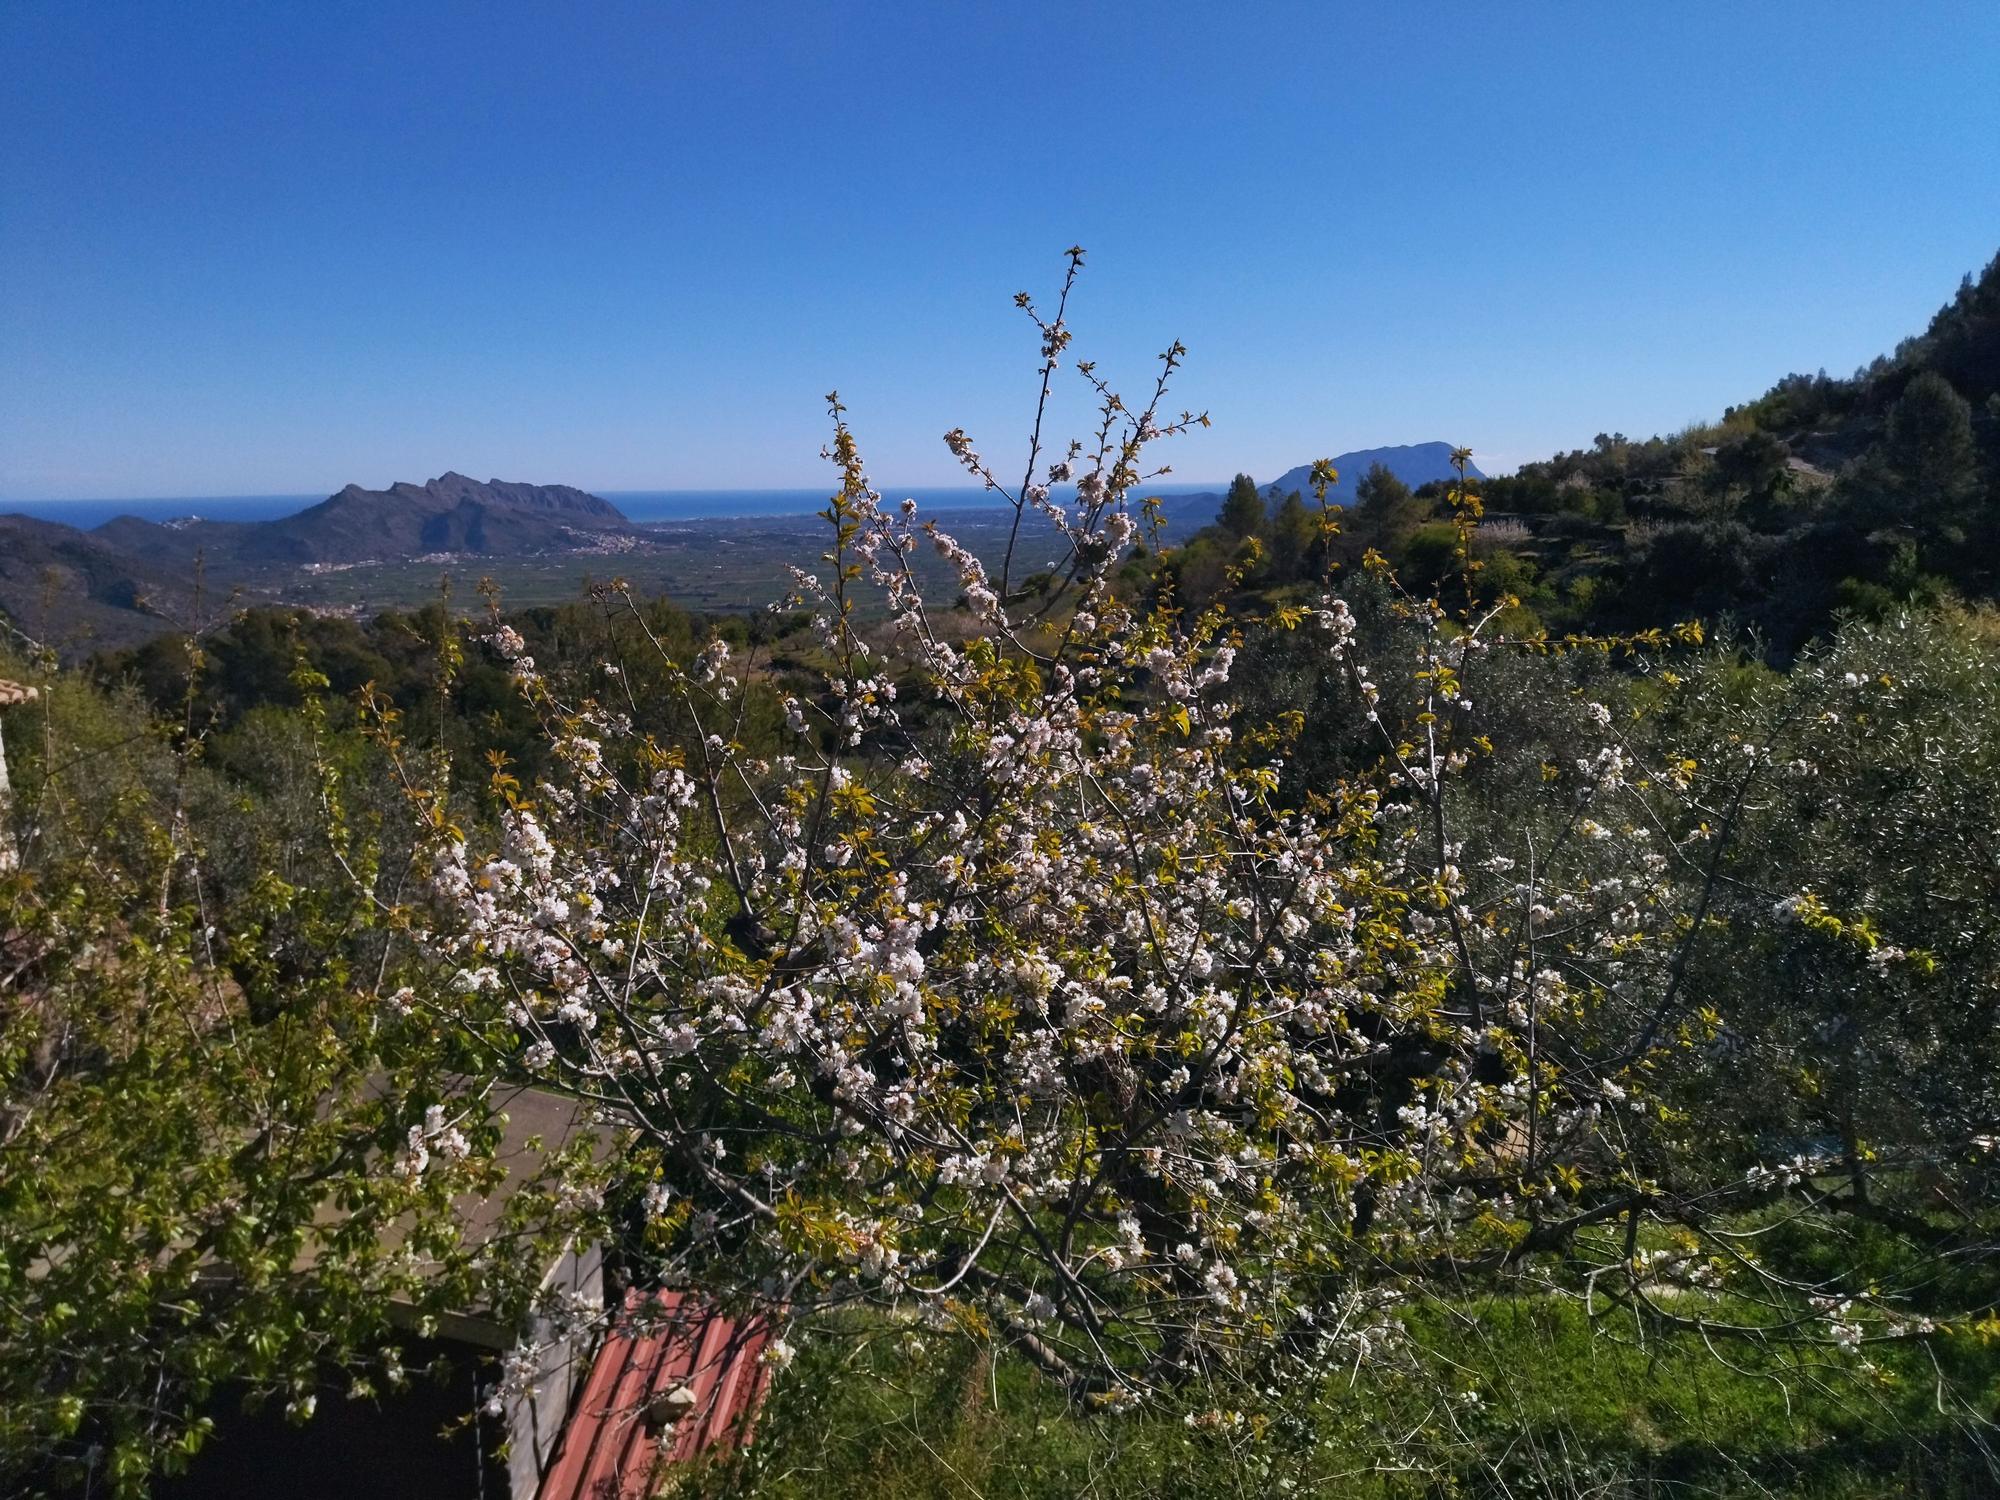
[678,1295,2000,1500]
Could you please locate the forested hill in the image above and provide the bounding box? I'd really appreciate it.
[1466,248,2000,648]
[1146,249,2000,655]
[0,513,191,652]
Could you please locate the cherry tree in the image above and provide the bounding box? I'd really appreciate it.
[383,252,1962,1406]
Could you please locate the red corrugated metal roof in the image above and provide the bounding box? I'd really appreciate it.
[535,1290,774,1500]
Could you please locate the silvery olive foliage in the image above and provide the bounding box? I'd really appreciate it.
[382,255,1996,1411]
[1621,614,2000,1259]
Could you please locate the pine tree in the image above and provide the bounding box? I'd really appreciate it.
[1885,371,1982,540]
[1355,462,1420,547]
[1217,472,1266,538]
[1268,490,1317,581]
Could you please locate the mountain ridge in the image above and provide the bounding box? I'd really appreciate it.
[1,474,637,653]
[91,473,633,570]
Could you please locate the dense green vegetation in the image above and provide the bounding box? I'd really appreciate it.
[15,528,2000,1499]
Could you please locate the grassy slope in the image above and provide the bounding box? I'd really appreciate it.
[673,1294,1999,1499]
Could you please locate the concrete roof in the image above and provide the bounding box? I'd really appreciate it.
[460,1084,598,1253]
[295,1082,598,1293]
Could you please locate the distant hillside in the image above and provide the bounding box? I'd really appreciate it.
[1165,443,1482,524]
[91,472,632,570]
[1262,444,1482,505]
[0,514,196,651]
[0,474,638,655]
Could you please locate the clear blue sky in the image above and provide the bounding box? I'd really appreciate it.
[4,2,1998,500]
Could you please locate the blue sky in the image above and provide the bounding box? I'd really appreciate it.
[4,2,1998,500]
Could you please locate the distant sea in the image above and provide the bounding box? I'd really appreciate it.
[1,483,1224,531]
[1,494,323,528]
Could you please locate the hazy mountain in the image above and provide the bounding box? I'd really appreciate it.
[0,474,638,654]
[1261,443,1480,504]
[1164,443,1483,523]
[92,473,632,569]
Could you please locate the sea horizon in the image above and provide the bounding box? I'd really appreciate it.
[0,481,1227,531]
